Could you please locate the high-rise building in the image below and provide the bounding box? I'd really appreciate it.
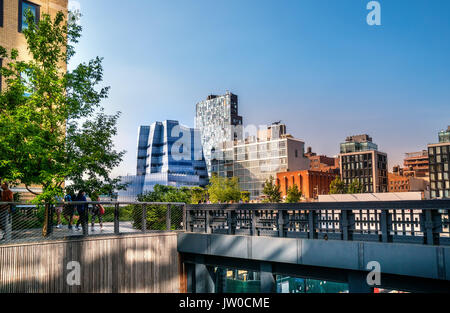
[195,92,243,176]
[403,150,429,178]
[211,123,310,200]
[117,120,208,201]
[428,126,450,199]
[339,134,388,193]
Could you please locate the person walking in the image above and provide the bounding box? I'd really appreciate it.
[63,192,75,230]
[0,182,14,241]
[54,195,64,229]
[90,195,104,232]
[75,191,88,232]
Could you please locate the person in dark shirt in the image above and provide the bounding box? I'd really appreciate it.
[75,191,87,231]
[0,182,14,241]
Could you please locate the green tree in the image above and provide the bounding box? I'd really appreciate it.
[240,191,250,203]
[262,176,281,203]
[286,184,302,203]
[207,175,241,203]
[134,185,191,230]
[329,177,346,194]
[190,187,206,204]
[347,179,364,194]
[0,10,125,204]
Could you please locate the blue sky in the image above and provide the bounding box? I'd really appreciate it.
[69,0,450,177]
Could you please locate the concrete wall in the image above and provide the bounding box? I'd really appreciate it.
[0,233,181,293]
[178,233,450,282]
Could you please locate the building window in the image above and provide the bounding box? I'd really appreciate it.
[0,58,2,91]
[18,0,40,32]
[0,0,4,28]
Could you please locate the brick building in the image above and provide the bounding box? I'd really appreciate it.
[388,173,429,195]
[276,170,337,201]
[305,147,340,174]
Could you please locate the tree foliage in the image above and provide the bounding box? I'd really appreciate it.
[262,176,281,203]
[0,10,125,203]
[347,179,364,194]
[191,186,207,204]
[329,177,346,195]
[286,184,302,203]
[207,175,242,204]
[329,177,364,194]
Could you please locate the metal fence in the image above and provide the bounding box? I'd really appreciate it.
[0,201,185,245]
[185,200,450,246]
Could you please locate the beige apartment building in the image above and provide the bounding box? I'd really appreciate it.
[0,0,68,88]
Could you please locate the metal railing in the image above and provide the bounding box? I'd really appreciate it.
[0,201,185,245]
[185,200,450,246]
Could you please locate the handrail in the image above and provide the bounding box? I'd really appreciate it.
[186,199,450,211]
[184,200,450,246]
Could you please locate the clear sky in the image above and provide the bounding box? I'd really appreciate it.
[69,0,450,177]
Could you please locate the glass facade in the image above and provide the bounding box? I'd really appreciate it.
[211,132,309,200]
[340,141,378,154]
[439,127,450,143]
[212,267,349,293]
[195,92,243,176]
[118,120,208,200]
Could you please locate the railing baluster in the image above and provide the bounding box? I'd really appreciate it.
[166,204,172,231]
[278,210,286,238]
[251,210,257,236]
[341,210,349,241]
[141,204,147,233]
[380,209,389,243]
[308,210,315,239]
[114,203,120,235]
[205,210,211,234]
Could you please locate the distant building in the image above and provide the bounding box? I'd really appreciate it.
[339,134,388,193]
[276,170,337,201]
[319,192,423,202]
[388,172,429,197]
[403,150,429,178]
[211,123,310,200]
[117,120,208,201]
[304,147,340,174]
[195,92,243,176]
[428,126,450,199]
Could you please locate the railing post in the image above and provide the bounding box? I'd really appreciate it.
[341,210,349,241]
[228,210,236,235]
[185,206,191,232]
[82,205,88,236]
[114,203,120,235]
[252,210,257,236]
[278,210,286,238]
[141,204,147,232]
[380,209,389,243]
[205,209,211,234]
[182,204,187,231]
[308,210,315,239]
[423,209,441,246]
[166,204,172,231]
